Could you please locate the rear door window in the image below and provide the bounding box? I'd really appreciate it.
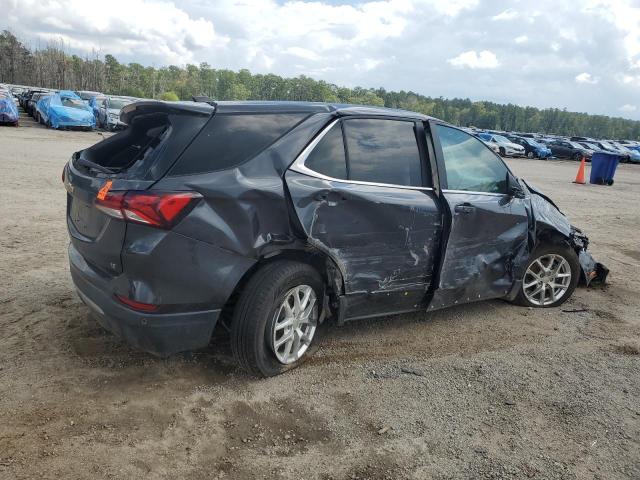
[304,123,347,179]
[170,113,308,175]
[342,118,423,187]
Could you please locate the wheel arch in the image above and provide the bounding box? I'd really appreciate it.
[218,245,345,332]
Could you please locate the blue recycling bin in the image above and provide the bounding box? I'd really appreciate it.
[589,152,620,186]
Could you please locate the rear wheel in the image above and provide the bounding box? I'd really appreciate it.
[513,244,579,308]
[231,261,323,377]
[527,151,534,159]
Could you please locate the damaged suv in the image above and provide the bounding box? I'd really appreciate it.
[64,101,608,376]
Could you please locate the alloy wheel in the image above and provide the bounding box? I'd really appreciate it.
[523,254,572,306]
[270,285,318,364]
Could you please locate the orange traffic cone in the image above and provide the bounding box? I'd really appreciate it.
[573,156,587,184]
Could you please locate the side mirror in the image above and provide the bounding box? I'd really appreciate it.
[507,174,525,199]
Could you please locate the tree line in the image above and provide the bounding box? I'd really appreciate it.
[2,29,639,140]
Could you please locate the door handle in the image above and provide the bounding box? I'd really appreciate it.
[454,203,475,214]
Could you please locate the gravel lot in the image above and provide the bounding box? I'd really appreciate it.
[1,120,639,480]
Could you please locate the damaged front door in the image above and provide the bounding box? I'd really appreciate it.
[428,124,529,310]
[286,117,443,320]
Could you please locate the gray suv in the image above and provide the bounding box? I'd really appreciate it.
[64,100,607,376]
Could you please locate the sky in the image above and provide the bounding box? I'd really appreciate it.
[1,0,639,120]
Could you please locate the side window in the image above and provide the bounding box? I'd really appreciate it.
[305,123,347,179]
[437,125,508,194]
[170,113,308,175]
[343,118,423,187]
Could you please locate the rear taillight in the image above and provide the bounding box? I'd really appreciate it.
[115,295,159,312]
[96,191,201,229]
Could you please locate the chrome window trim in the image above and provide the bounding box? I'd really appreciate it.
[290,119,434,192]
[442,189,507,197]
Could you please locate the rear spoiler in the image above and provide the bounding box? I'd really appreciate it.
[120,100,215,125]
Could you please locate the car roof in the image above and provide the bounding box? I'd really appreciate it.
[120,100,439,124]
[214,100,434,120]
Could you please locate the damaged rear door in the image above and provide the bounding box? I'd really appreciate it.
[286,117,443,320]
[428,124,530,310]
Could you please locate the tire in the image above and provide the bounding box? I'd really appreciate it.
[513,244,580,308]
[231,261,324,377]
[573,153,582,161]
[527,151,534,159]
[499,147,506,157]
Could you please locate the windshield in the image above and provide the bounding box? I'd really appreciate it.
[493,135,511,143]
[109,98,133,110]
[568,141,583,149]
[62,98,88,109]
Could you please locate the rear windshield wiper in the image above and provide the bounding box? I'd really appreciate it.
[74,156,119,174]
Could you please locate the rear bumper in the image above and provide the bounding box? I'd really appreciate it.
[69,244,220,356]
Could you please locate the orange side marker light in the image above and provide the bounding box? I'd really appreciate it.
[97,180,113,201]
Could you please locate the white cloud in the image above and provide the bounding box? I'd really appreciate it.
[285,47,320,62]
[2,0,228,64]
[584,0,640,69]
[619,104,637,112]
[448,50,499,69]
[492,8,518,21]
[515,35,529,44]
[575,72,600,84]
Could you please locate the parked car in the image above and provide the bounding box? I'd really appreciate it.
[575,142,605,161]
[506,135,552,159]
[477,133,525,157]
[19,89,45,109]
[609,142,640,164]
[474,134,501,154]
[547,139,592,161]
[96,96,136,130]
[88,95,106,120]
[63,101,608,376]
[0,90,19,126]
[37,90,95,130]
[10,86,25,98]
[27,91,54,117]
[593,141,632,163]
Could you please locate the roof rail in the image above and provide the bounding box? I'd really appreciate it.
[192,95,217,108]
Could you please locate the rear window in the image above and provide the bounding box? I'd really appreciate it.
[62,98,86,109]
[170,113,308,176]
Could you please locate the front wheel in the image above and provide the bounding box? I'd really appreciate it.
[231,261,323,377]
[513,245,580,308]
[527,151,534,159]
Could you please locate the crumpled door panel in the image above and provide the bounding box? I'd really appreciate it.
[285,171,443,315]
[430,192,530,310]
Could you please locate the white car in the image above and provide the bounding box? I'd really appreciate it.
[478,133,525,157]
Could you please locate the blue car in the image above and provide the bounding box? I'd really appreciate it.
[508,136,552,159]
[0,90,19,126]
[37,90,95,130]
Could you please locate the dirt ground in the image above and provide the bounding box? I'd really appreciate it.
[1,119,639,480]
